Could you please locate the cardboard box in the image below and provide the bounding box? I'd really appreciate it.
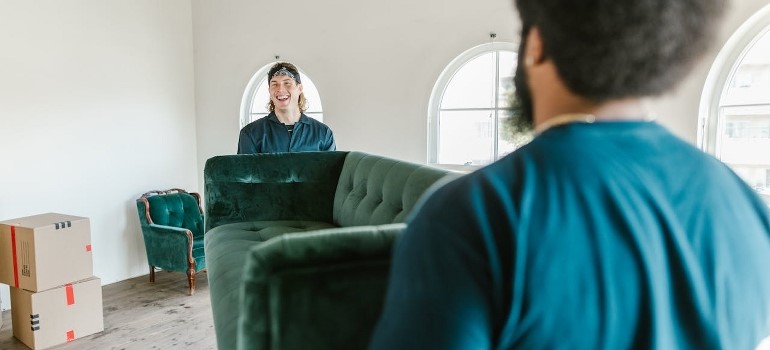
[0,213,93,292]
[11,277,104,349]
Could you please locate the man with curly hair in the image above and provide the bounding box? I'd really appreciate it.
[371,0,770,348]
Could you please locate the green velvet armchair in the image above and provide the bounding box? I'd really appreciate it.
[136,188,206,295]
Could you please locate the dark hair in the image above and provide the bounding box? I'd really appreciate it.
[514,0,726,101]
[268,62,302,84]
[266,62,308,112]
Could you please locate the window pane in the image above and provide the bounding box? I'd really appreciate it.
[724,30,770,106]
[249,113,269,124]
[497,51,517,109]
[441,53,495,109]
[718,106,770,197]
[438,110,494,165]
[252,84,271,114]
[302,79,323,113]
[718,28,770,204]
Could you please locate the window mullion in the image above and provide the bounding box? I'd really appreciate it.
[493,50,500,160]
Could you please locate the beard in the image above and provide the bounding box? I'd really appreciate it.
[506,34,535,134]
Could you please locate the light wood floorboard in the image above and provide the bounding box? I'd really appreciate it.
[0,270,215,350]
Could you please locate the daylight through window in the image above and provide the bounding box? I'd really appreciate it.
[700,5,770,204]
[428,43,524,168]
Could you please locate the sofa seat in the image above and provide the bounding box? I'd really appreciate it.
[211,221,339,241]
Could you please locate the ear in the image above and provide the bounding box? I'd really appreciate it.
[297,83,304,93]
[525,26,546,66]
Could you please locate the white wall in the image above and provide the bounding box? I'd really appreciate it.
[192,0,770,166]
[191,0,520,169]
[0,0,198,310]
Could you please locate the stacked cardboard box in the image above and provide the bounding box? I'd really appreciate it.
[0,213,104,349]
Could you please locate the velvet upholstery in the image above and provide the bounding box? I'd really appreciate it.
[333,152,451,226]
[204,152,348,231]
[203,151,453,350]
[136,189,206,295]
[238,224,403,350]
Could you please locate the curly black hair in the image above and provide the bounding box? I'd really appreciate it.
[515,0,726,101]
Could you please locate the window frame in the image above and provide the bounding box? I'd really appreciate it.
[427,42,518,169]
[698,4,770,204]
[698,5,770,153]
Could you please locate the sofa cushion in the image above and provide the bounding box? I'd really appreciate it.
[333,152,452,226]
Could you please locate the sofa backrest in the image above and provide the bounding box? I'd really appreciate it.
[333,151,452,227]
[204,152,348,231]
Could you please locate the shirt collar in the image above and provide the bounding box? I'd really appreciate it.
[267,112,310,125]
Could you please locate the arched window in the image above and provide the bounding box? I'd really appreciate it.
[699,5,770,204]
[428,42,524,168]
[240,63,324,129]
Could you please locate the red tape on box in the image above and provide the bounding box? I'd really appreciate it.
[86,244,92,252]
[11,226,19,287]
[66,330,75,342]
[65,284,74,305]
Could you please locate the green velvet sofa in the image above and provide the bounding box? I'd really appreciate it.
[203,151,453,350]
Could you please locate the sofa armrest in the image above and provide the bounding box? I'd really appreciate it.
[204,152,349,232]
[237,223,405,350]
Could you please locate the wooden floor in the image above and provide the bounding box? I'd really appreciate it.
[0,270,216,350]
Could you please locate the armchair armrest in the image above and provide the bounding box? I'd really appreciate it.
[237,223,405,350]
[140,224,195,268]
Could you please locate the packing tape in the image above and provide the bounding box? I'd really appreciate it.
[66,330,75,342]
[65,284,74,305]
[11,226,19,287]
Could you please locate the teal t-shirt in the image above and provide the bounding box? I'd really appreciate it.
[371,121,770,349]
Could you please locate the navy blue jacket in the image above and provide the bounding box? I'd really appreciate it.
[237,112,335,154]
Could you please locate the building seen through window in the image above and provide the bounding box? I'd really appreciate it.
[701,12,770,204]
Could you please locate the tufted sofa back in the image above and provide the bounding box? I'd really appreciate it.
[204,151,452,232]
[204,152,348,231]
[333,152,451,227]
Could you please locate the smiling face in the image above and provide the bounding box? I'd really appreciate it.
[269,75,303,112]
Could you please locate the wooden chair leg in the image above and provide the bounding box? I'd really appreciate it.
[149,266,155,283]
[187,262,196,296]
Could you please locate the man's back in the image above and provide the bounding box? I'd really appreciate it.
[371,121,770,349]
